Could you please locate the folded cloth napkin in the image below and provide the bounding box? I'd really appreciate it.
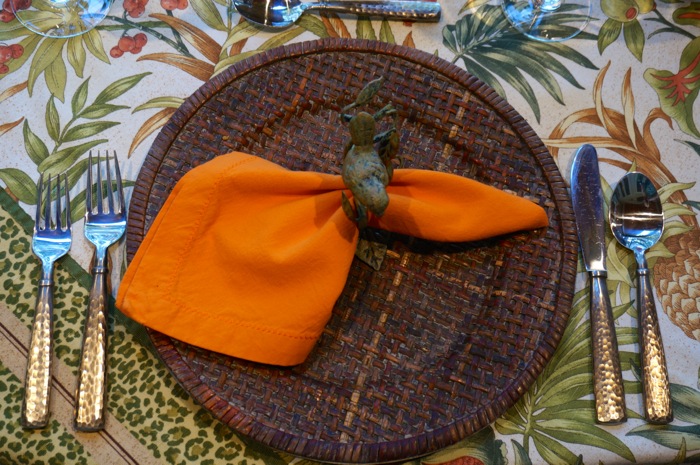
[116,152,548,366]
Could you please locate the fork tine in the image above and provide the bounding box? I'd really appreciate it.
[113,152,124,215]
[86,152,93,214]
[55,174,62,231]
[105,152,114,214]
[44,175,51,230]
[64,174,71,229]
[35,174,43,229]
[96,153,103,215]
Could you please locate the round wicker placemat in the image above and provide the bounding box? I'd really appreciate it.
[124,38,577,464]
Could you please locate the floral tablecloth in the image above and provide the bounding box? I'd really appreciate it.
[1,0,700,463]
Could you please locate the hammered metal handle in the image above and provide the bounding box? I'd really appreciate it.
[638,267,673,424]
[22,280,54,429]
[311,1,441,21]
[590,273,627,424]
[74,254,109,431]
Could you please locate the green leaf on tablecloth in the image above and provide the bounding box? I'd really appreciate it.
[0,168,36,204]
[623,19,645,61]
[213,50,262,76]
[679,139,700,157]
[46,54,67,103]
[379,20,395,44]
[0,18,32,41]
[259,27,306,50]
[511,439,532,465]
[468,52,541,120]
[535,373,592,410]
[38,139,107,176]
[81,28,109,64]
[660,180,696,203]
[644,37,700,139]
[79,103,130,120]
[46,96,60,143]
[71,79,90,116]
[441,4,596,123]
[297,14,331,38]
[536,419,635,461]
[133,96,185,112]
[628,424,700,449]
[598,18,622,54]
[66,36,87,78]
[65,157,90,192]
[26,38,64,97]
[62,121,120,143]
[22,120,49,165]
[222,20,262,51]
[93,72,150,105]
[670,383,700,424]
[211,50,262,77]
[531,430,580,465]
[190,0,227,31]
[356,16,377,40]
[664,201,699,219]
[482,47,566,104]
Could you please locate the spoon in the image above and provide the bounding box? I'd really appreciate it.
[233,0,441,29]
[609,172,673,424]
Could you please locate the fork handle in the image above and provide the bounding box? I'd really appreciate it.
[22,278,55,429]
[74,253,109,431]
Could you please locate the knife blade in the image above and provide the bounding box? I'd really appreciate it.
[570,144,627,424]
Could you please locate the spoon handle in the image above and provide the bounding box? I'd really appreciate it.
[637,266,673,424]
[309,1,441,22]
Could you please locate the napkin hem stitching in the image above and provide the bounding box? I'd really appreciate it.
[164,294,320,341]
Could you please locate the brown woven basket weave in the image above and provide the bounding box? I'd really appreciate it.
[124,38,577,463]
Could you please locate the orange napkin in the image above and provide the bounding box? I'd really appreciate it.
[116,152,548,366]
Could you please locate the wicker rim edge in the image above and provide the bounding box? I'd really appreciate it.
[126,37,579,464]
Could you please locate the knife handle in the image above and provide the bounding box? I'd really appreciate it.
[590,272,627,424]
[637,266,673,424]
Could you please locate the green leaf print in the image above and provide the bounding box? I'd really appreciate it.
[442,4,596,122]
[0,168,36,204]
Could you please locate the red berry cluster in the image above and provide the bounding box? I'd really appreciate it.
[0,0,30,22]
[160,0,187,10]
[110,32,148,58]
[0,42,23,74]
[123,0,147,17]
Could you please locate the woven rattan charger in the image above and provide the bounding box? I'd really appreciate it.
[125,38,578,463]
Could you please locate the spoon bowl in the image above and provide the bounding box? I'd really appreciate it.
[233,0,441,29]
[610,171,672,424]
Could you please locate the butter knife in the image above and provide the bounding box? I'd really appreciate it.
[570,144,627,424]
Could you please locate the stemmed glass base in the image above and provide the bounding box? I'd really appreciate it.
[501,0,592,42]
[11,0,112,38]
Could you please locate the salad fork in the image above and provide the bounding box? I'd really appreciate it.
[74,151,126,432]
[22,173,72,429]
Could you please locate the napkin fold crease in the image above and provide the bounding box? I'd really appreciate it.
[116,152,548,366]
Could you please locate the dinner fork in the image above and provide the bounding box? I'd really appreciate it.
[74,151,126,432]
[22,174,72,429]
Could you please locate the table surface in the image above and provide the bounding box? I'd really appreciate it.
[1,1,699,464]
